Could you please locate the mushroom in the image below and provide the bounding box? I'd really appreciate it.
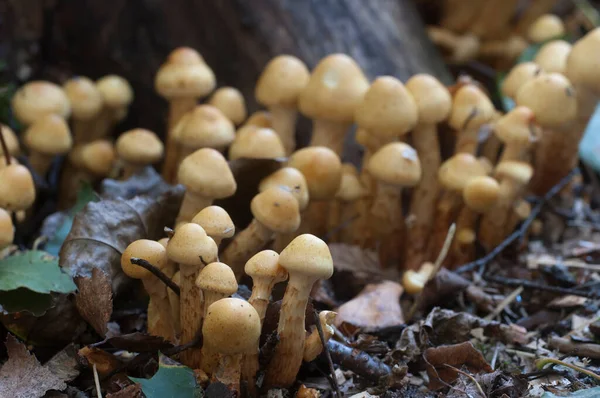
[202,298,261,392]
[501,62,543,100]
[0,208,14,249]
[404,74,452,270]
[402,262,435,295]
[264,234,334,388]
[478,35,528,67]
[427,26,480,64]
[299,54,369,156]
[208,87,247,126]
[527,14,565,44]
[367,142,422,267]
[191,205,235,247]
[115,128,164,179]
[175,148,236,225]
[534,40,572,74]
[76,140,117,180]
[121,239,176,342]
[23,114,72,176]
[243,110,273,129]
[228,126,286,160]
[506,198,532,238]
[221,186,300,278]
[62,76,104,144]
[0,164,36,212]
[329,163,368,243]
[255,55,310,154]
[168,271,181,336]
[167,222,218,368]
[303,311,337,362]
[448,84,495,154]
[11,81,71,126]
[494,106,540,163]
[1,124,20,156]
[155,47,216,183]
[94,75,133,140]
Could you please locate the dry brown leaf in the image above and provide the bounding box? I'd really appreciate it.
[547,295,588,309]
[424,341,493,390]
[335,280,404,332]
[79,346,123,376]
[75,268,113,337]
[106,383,143,398]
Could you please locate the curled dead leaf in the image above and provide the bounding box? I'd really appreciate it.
[101,332,174,353]
[75,268,113,337]
[79,346,123,376]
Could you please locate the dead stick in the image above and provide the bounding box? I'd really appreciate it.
[130,257,181,296]
[485,275,598,298]
[0,125,11,165]
[326,340,390,382]
[314,309,342,398]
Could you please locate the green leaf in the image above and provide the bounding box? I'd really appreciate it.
[0,251,77,294]
[0,289,53,316]
[130,354,202,398]
[542,387,600,397]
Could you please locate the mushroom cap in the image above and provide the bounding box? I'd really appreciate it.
[63,76,104,120]
[12,81,71,125]
[178,148,237,198]
[0,164,35,211]
[477,156,494,175]
[279,233,333,282]
[0,156,19,170]
[96,75,134,109]
[202,298,261,355]
[566,27,600,93]
[256,55,310,108]
[405,74,452,125]
[501,62,543,99]
[462,176,500,213]
[167,223,218,267]
[438,153,487,192]
[191,205,235,240]
[243,111,273,129]
[196,262,238,295]
[336,163,367,201]
[367,142,422,187]
[259,167,310,211]
[534,40,572,74]
[493,106,539,146]
[116,128,164,166]
[155,47,216,99]
[0,208,14,249]
[174,105,235,150]
[515,72,577,129]
[355,76,418,139]
[528,14,565,43]
[448,84,495,130]
[288,147,342,200]
[298,54,369,123]
[1,124,21,155]
[494,160,534,185]
[23,114,73,155]
[244,250,288,282]
[158,237,169,249]
[121,239,168,279]
[251,187,301,233]
[228,126,286,160]
[208,87,247,125]
[79,140,116,177]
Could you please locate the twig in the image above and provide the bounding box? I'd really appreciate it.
[536,356,600,382]
[129,257,180,296]
[484,286,523,321]
[491,343,500,369]
[0,125,11,165]
[314,309,341,398]
[93,364,103,398]
[445,364,486,398]
[485,275,597,298]
[455,169,579,274]
[548,337,600,361]
[327,340,390,382]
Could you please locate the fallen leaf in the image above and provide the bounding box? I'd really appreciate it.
[548,295,589,309]
[475,370,528,398]
[44,343,80,383]
[101,167,175,199]
[102,332,174,353]
[75,268,113,336]
[542,386,600,397]
[335,281,404,332]
[79,346,123,376]
[130,354,201,398]
[0,334,76,397]
[424,341,493,390]
[106,383,144,398]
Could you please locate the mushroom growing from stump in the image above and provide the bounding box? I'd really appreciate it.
[208,87,247,126]
[11,81,71,126]
[23,114,72,176]
[115,129,164,179]
[0,208,14,249]
[228,126,286,160]
[191,205,235,248]
[94,75,133,140]
[62,76,104,144]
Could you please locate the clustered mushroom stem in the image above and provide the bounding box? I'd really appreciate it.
[143,279,176,342]
[448,206,479,266]
[479,180,521,249]
[269,105,298,155]
[28,154,54,177]
[221,220,273,279]
[428,191,463,260]
[162,97,198,183]
[175,193,213,226]
[370,183,403,240]
[213,354,244,393]
[0,127,11,166]
[454,120,480,154]
[179,264,204,368]
[309,119,350,156]
[481,134,502,164]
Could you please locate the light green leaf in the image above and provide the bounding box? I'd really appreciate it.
[130,354,202,398]
[0,251,77,294]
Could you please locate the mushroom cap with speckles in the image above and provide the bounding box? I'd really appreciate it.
[256,55,310,108]
[195,262,238,295]
[448,84,495,130]
[229,126,285,160]
[116,129,164,166]
[12,81,71,125]
[259,167,310,211]
[177,148,237,198]
[23,114,72,155]
[79,140,116,177]
[279,234,333,282]
[191,206,235,240]
[438,153,487,192]
[155,47,216,99]
[121,239,168,279]
[527,14,565,43]
[208,87,247,125]
[167,223,218,267]
[534,40,571,74]
[287,147,342,200]
[243,111,273,129]
[245,250,288,282]
[251,187,301,233]
[463,176,500,213]
[501,62,542,99]
[406,74,452,125]
[367,142,422,187]
[174,105,235,150]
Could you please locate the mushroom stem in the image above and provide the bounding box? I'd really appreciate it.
[309,119,349,156]
[479,179,523,250]
[163,97,197,183]
[303,311,336,362]
[202,292,227,318]
[213,354,244,393]
[28,153,54,176]
[221,220,273,278]
[428,191,462,260]
[179,264,204,368]
[269,105,298,155]
[505,199,531,238]
[144,283,177,343]
[305,200,330,239]
[121,162,144,180]
[481,134,502,164]
[176,192,213,226]
[168,271,181,336]
[327,199,343,242]
[454,123,481,154]
[90,107,123,141]
[448,207,479,266]
[370,183,404,266]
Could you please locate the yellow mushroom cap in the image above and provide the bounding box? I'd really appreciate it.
[195,262,238,295]
[167,223,218,267]
[438,153,487,192]
[566,27,600,93]
[493,106,539,146]
[0,164,35,211]
[191,206,235,240]
[279,233,334,282]
[208,87,247,126]
[63,76,104,120]
[12,81,71,125]
[174,105,235,150]
[251,187,301,233]
[0,208,14,249]
[501,62,543,99]
[406,74,452,125]
[367,142,422,187]
[1,124,20,156]
[528,14,565,44]
[256,55,310,108]
[534,40,572,75]
[23,114,73,155]
[79,140,116,177]
[116,128,164,166]
[259,167,310,211]
[462,176,500,213]
[244,250,288,282]
[243,111,273,129]
[494,160,534,185]
[288,146,342,200]
[448,84,495,130]
[96,75,134,109]
[335,163,368,202]
[155,47,216,99]
[177,148,237,199]
[228,126,285,160]
[121,239,168,279]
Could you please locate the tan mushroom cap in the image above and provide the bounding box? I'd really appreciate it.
[63,76,104,120]
[174,105,235,150]
[368,142,422,187]
[196,262,238,295]
[228,126,285,160]
[0,156,19,170]
[279,233,333,281]
[96,75,134,109]
[534,40,572,74]
[256,55,310,108]
[121,239,168,279]
[251,187,301,233]
[494,106,539,145]
[566,27,600,93]
[528,14,565,43]
[259,167,310,211]
[208,87,247,125]
[12,81,71,125]
[494,160,534,185]
[0,164,35,211]
[336,163,367,201]
[116,128,164,166]
[243,111,273,129]
[478,156,494,175]
[155,47,216,99]
[355,76,418,139]
[405,74,452,125]
[1,124,20,155]
[202,298,261,355]
[298,53,369,123]
[448,84,495,130]
[288,146,342,200]
[178,148,237,198]
[244,250,288,281]
[462,176,500,213]
[501,62,543,99]
[79,140,116,176]
[0,208,14,249]
[515,72,577,129]
[191,205,235,240]
[438,153,488,192]
[23,114,72,155]
[167,222,218,267]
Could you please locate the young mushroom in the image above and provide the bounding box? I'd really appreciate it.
[1,124,20,156]
[243,110,273,129]
[76,140,117,180]
[228,126,286,160]
[501,62,543,100]
[0,208,14,249]
[23,114,72,176]
[527,14,565,44]
[62,76,104,144]
[115,129,164,179]
[264,234,334,388]
[303,311,337,362]
[328,163,368,243]
[402,262,435,295]
[94,75,134,140]
[494,106,540,163]
[0,164,36,212]
[191,205,235,247]
[533,40,572,74]
[449,84,495,154]
[255,55,310,154]
[11,81,71,126]
[208,87,247,126]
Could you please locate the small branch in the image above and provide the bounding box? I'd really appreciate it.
[327,340,390,382]
[93,364,103,398]
[130,257,180,296]
[536,356,600,382]
[484,286,523,320]
[485,275,597,298]
[314,309,341,398]
[0,126,11,165]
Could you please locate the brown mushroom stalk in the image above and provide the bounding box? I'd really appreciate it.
[426,26,480,64]
[167,271,181,336]
[63,76,104,145]
[303,311,337,362]
[23,114,73,176]
[327,164,367,242]
[93,75,133,141]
